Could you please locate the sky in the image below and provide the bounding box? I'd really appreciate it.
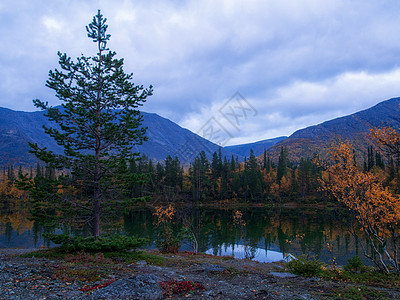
[2,0,400,146]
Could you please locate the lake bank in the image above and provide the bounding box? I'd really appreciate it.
[1,248,400,299]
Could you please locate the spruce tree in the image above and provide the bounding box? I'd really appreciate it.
[22,11,153,238]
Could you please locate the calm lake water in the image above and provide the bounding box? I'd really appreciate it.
[0,202,363,265]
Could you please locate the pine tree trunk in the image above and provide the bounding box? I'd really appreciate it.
[93,200,101,239]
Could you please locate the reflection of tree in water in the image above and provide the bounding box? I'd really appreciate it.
[0,203,361,263]
[189,207,358,264]
[0,203,34,246]
[0,207,34,236]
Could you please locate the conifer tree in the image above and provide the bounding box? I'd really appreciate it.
[277,147,289,184]
[21,11,153,238]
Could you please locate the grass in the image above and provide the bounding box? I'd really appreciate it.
[20,247,400,297]
[286,254,400,296]
[332,286,391,300]
[103,250,167,265]
[21,247,166,265]
[334,269,400,287]
[20,248,68,259]
[20,248,167,283]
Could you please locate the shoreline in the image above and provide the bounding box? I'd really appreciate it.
[0,248,399,299]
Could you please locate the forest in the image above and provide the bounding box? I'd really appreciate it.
[0,143,392,205]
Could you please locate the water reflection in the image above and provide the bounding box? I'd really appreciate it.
[0,203,363,265]
[123,206,361,265]
[0,202,47,248]
[206,243,288,263]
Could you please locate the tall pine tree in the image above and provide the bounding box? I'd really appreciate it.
[21,11,153,238]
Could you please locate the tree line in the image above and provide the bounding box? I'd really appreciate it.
[2,143,395,205]
[71,144,393,204]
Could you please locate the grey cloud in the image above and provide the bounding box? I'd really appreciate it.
[1,0,400,143]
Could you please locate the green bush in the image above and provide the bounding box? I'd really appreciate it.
[344,256,366,273]
[155,226,192,254]
[286,254,324,277]
[43,233,148,253]
[333,286,389,300]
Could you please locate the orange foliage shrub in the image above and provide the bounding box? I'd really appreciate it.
[321,142,400,272]
[370,127,400,158]
[0,174,26,199]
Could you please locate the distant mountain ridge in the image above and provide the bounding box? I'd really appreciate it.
[0,107,238,166]
[265,97,400,161]
[1,97,399,167]
[225,136,287,158]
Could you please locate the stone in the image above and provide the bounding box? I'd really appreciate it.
[268,272,297,278]
[202,263,227,273]
[135,260,147,266]
[84,274,163,300]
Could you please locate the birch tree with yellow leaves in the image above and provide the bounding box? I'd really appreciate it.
[321,141,400,273]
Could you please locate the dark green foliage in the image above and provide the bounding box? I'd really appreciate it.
[344,256,366,273]
[365,146,385,172]
[263,150,272,171]
[277,146,290,184]
[286,255,324,277]
[297,157,320,198]
[7,165,14,182]
[155,226,191,254]
[164,155,183,189]
[332,286,390,300]
[20,10,152,238]
[43,233,148,253]
[190,151,211,201]
[243,149,263,200]
[127,154,183,199]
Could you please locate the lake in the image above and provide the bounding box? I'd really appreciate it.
[0,202,363,265]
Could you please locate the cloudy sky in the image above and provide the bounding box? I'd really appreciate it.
[1,0,400,146]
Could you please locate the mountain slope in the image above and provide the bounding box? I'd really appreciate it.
[265,97,400,161]
[225,136,287,158]
[0,107,237,166]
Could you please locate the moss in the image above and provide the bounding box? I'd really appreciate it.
[332,286,391,300]
[103,250,167,266]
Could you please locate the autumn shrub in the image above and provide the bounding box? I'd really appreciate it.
[159,280,205,297]
[321,142,400,273]
[43,233,148,253]
[153,205,192,253]
[103,250,166,265]
[53,265,103,282]
[64,251,112,265]
[286,254,324,277]
[79,279,116,292]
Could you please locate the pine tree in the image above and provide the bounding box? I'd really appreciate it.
[245,149,262,200]
[190,151,210,201]
[20,11,153,238]
[277,147,289,184]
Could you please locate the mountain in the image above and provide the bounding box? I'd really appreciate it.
[265,97,400,162]
[0,107,238,167]
[225,136,287,158]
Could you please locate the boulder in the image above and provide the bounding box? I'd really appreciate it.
[84,274,163,300]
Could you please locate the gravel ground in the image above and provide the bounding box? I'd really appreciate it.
[1,248,400,299]
[0,250,83,299]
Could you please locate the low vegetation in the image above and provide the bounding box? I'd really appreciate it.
[42,233,148,253]
[287,254,400,287]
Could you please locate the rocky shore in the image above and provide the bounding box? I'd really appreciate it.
[0,248,399,299]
